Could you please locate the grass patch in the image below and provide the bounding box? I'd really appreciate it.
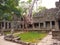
[4,31,11,35]
[16,32,47,43]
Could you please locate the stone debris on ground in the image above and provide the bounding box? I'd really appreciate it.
[0,36,21,45]
[37,34,53,45]
[0,32,60,45]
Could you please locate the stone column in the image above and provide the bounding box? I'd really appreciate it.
[4,21,5,29]
[33,23,34,29]
[44,22,46,28]
[11,21,14,35]
[1,22,5,35]
[39,23,40,28]
[50,21,52,29]
[55,20,59,30]
[7,22,9,29]
[22,21,24,29]
[11,21,14,29]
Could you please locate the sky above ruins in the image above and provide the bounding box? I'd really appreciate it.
[41,0,59,9]
[20,0,59,9]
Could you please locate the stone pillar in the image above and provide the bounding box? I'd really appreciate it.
[50,21,52,29]
[22,21,24,29]
[39,23,40,28]
[33,23,34,29]
[7,22,9,29]
[1,22,5,35]
[11,21,14,35]
[11,21,14,29]
[55,20,59,30]
[44,22,46,28]
[3,21,5,29]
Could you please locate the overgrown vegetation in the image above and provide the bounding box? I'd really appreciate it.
[0,0,22,21]
[16,32,47,43]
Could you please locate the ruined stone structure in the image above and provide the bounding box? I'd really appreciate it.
[0,0,60,32]
[52,0,60,41]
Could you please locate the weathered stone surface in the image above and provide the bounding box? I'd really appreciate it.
[0,36,21,45]
[4,34,21,41]
[52,31,60,41]
[59,0,60,2]
[56,2,60,7]
[4,34,29,45]
[28,43,37,45]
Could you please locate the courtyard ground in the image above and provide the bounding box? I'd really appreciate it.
[0,36,21,45]
[15,32,47,43]
[37,32,53,45]
[0,32,53,45]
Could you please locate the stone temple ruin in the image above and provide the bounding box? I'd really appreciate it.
[52,0,60,44]
[0,0,60,32]
[0,0,60,45]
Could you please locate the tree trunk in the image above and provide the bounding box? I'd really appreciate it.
[11,21,14,35]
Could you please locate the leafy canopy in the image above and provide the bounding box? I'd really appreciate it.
[0,0,22,21]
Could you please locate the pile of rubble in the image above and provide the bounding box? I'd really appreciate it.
[4,34,36,45]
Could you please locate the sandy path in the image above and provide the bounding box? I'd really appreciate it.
[37,32,53,45]
[0,36,21,45]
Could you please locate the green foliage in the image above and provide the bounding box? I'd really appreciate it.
[20,0,32,14]
[16,32,47,43]
[38,6,47,12]
[0,0,22,21]
[0,0,19,7]
[3,13,13,21]
[27,0,32,3]
[33,6,47,15]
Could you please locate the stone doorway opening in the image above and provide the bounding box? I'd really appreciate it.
[58,20,60,29]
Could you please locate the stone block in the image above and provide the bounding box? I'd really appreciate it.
[28,43,37,45]
[55,2,60,7]
[52,31,60,40]
[59,0,60,2]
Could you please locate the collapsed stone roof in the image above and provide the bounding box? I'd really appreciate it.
[34,0,60,18]
[34,8,59,18]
